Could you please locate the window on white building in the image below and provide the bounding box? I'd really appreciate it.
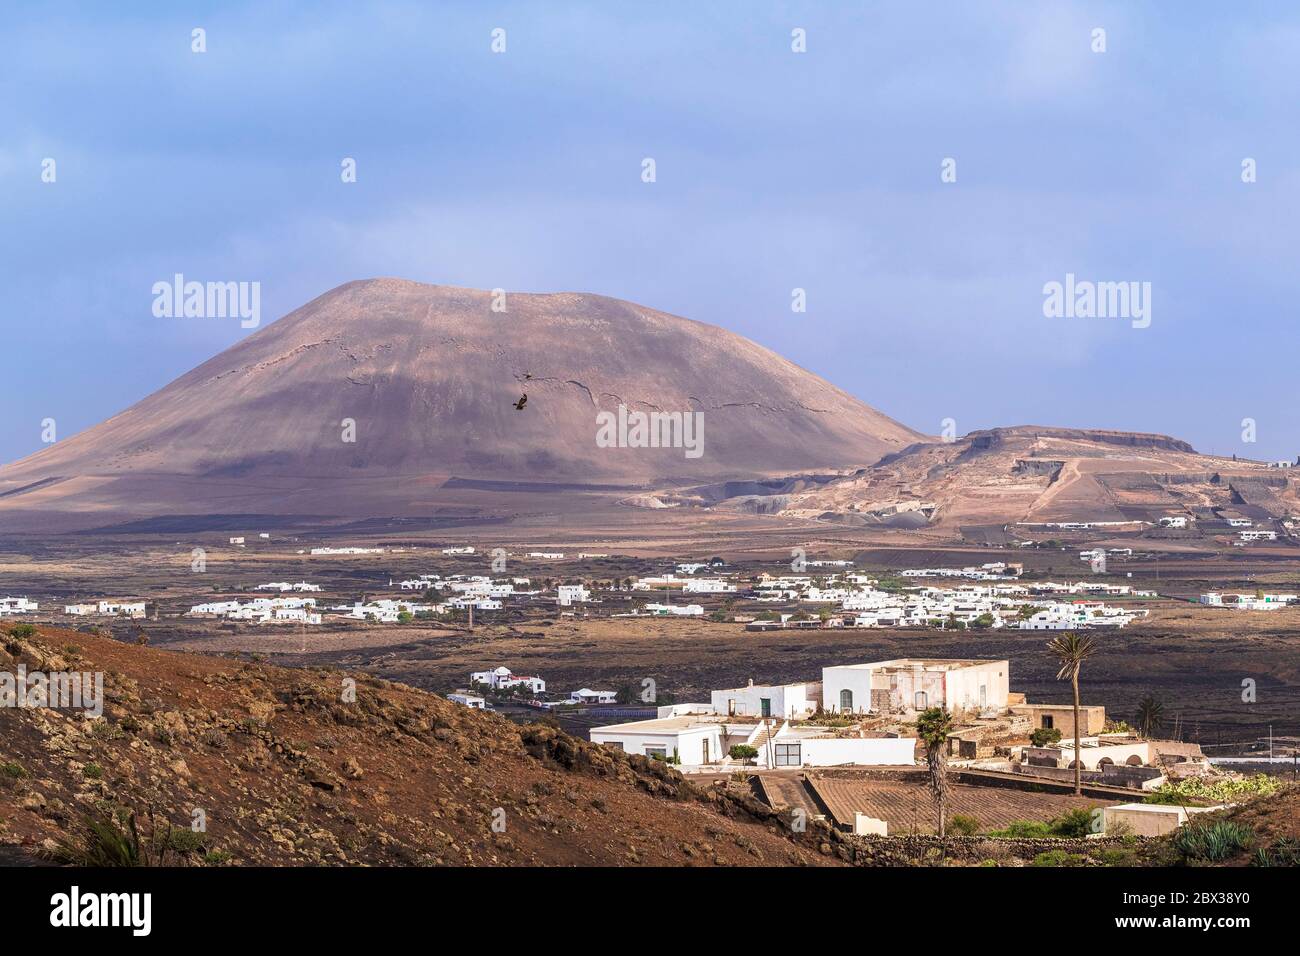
[774,743,801,767]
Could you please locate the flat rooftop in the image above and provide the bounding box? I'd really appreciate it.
[590,715,760,734]
[711,680,819,693]
[825,658,1006,672]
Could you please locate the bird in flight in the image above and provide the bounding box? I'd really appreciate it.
[513,393,528,410]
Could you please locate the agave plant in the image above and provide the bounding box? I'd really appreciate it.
[1174,820,1256,862]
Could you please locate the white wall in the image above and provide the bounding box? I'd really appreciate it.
[711,683,816,719]
[821,667,875,714]
[589,726,722,765]
[943,662,1009,711]
[797,736,916,767]
[1059,740,1152,770]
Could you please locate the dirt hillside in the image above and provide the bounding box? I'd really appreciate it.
[0,625,839,867]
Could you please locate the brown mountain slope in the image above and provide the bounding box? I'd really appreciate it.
[0,279,922,529]
[0,625,839,867]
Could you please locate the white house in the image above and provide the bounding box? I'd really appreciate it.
[1200,591,1295,610]
[683,578,736,594]
[568,688,618,704]
[341,599,424,622]
[709,680,821,720]
[272,607,322,624]
[822,659,1009,715]
[0,597,39,615]
[557,584,591,606]
[470,666,545,694]
[96,600,147,618]
[448,692,486,709]
[641,602,704,616]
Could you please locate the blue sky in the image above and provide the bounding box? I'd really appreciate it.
[2,1,1297,464]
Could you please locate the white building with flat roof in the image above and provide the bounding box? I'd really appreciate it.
[556,584,590,605]
[589,713,915,770]
[568,688,617,704]
[448,692,486,709]
[683,578,736,594]
[709,680,821,720]
[822,659,1009,715]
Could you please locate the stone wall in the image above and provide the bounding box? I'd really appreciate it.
[839,833,1136,866]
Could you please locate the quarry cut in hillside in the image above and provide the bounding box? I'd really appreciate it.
[665,425,1298,532]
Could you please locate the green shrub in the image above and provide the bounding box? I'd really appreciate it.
[0,761,27,779]
[949,814,981,836]
[1147,774,1280,806]
[157,827,207,854]
[7,623,36,639]
[1251,838,1300,867]
[1174,820,1255,862]
[1096,847,1138,866]
[1030,727,1063,747]
[49,812,143,866]
[1032,850,1089,867]
[88,720,124,741]
[989,820,1052,839]
[728,744,759,765]
[986,809,1096,840]
[82,763,103,780]
[1051,807,1097,838]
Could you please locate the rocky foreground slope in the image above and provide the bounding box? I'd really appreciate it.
[0,625,840,867]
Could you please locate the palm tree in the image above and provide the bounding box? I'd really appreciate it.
[1047,631,1099,795]
[915,707,955,837]
[1135,695,1164,739]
